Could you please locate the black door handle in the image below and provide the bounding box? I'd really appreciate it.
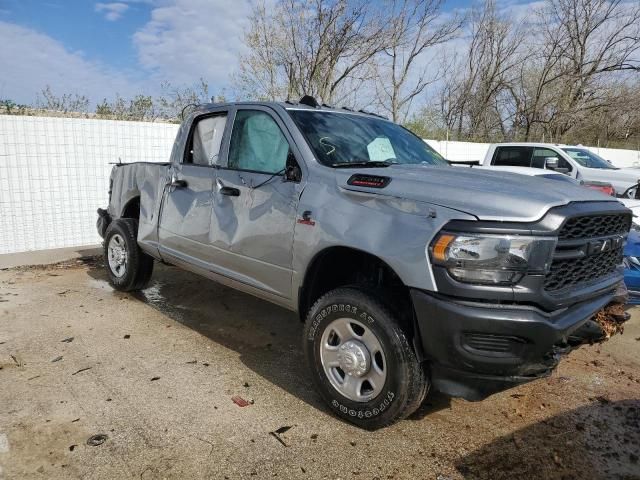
[168,175,187,188]
[219,186,240,196]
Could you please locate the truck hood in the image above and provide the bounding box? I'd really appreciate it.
[337,164,618,222]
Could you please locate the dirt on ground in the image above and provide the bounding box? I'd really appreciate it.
[0,258,639,480]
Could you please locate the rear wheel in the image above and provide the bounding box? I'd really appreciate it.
[303,287,428,429]
[104,218,153,291]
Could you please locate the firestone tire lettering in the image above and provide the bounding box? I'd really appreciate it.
[329,391,397,419]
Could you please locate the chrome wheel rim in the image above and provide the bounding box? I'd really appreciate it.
[320,317,387,402]
[107,234,127,278]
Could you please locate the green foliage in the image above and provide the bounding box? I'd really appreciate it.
[1,99,29,115]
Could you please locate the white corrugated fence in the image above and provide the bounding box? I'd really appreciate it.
[0,115,178,254]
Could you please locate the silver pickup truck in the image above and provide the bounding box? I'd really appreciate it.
[97,97,631,428]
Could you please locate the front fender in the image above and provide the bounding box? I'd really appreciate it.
[291,182,477,309]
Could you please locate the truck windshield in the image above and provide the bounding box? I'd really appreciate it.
[562,148,616,169]
[288,110,448,168]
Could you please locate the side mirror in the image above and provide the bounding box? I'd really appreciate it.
[285,164,302,182]
[284,150,302,182]
[545,157,559,169]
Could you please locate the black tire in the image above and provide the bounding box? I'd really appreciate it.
[303,287,429,429]
[103,218,154,291]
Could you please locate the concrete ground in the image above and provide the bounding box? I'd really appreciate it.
[0,258,639,480]
[0,246,101,270]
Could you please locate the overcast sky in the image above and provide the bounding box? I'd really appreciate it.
[0,0,538,106]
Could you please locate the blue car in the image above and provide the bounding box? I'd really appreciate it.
[624,229,640,304]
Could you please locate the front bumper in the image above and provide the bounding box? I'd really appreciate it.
[411,287,619,401]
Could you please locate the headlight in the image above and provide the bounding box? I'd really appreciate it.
[431,233,556,285]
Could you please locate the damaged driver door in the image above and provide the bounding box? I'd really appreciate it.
[209,107,302,299]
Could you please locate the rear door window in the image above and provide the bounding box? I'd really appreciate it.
[492,146,533,167]
[185,114,227,166]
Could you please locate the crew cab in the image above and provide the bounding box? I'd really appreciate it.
[97,98,631,429]
[480,143,640,197]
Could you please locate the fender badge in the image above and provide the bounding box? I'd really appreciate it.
[297,210,315,226]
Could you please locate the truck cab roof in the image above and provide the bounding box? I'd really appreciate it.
[488,142,571,149]
[189,99,388,121]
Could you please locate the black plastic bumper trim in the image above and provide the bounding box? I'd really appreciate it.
[411,288,616,400]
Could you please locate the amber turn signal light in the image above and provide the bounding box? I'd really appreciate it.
[432,234,455,262]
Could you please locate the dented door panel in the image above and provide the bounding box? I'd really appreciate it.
[157,164,216,263]
[210,168,299,298]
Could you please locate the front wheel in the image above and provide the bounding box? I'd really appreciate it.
[303,288,428,429]
[103,218,154,291]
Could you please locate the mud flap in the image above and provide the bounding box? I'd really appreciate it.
[96,208,111,239]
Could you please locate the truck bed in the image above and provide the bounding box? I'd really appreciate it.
[108,162,170,254]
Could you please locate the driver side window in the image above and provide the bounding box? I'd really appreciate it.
[533,148,572,172]
[531,148,558,169]
[228,110,290,174]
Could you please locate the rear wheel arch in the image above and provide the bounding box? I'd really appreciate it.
[103,218,153,291]
[121,195,141,220]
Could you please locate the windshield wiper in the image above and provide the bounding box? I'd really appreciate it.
[330,160,394,168]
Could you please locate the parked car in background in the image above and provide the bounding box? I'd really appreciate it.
[97,98,631,428]
[465,165,581,183]
[454,163,618,197]
[619,198,640,226]
[479,143,640,197]
[580,180,616,197]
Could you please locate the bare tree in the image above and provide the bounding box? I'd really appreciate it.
[507,8,567,140]
[96,94,158,121]
[233,2,290,101]
[374,0,462,122]
[434,0,523,140]
[463,0,523,138]
[539,0,640,139]
[236,0,389,105]
[424,0,640,143]
[37,86,90,114]
[157,79,223,120]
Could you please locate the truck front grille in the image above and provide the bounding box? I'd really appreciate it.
[544,212,630,292]
[544,248,622,291]
[559,213,630,240]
